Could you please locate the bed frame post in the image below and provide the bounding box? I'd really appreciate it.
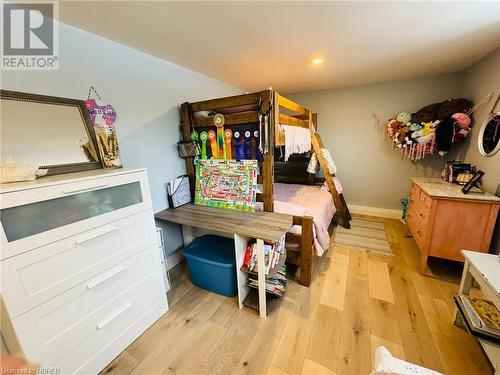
[300,216,313,287]
[262,89,274,212]
[181,102,196,197]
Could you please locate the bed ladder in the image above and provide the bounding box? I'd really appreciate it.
[311,133,351,229]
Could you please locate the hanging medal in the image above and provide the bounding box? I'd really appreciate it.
[200,131,208,160]
[208,130,218,159]
[234,131,245,161]
[213,114,227,160]
[244,130,252,160]
[224,129,233,159]
[191,130,200,156]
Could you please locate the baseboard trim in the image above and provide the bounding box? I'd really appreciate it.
[349,205,401,220]
[166,250,185,270]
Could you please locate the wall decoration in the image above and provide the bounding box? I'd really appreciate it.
[377,94,495,161]
[84,86,122,168]
[195,159,257,212]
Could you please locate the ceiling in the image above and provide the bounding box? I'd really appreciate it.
[59,1,500,94]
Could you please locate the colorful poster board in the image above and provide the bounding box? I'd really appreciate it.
[195,160,257,212]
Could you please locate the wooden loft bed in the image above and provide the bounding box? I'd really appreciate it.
[180,89,351,286]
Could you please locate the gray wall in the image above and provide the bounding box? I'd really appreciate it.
[1,22,240,255]
[461,48,500,196]
[289,73,464,210]
[460,48,500,252]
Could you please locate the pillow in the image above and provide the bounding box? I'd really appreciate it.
[371,346,444,375]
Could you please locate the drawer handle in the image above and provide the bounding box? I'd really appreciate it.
[75,226,115,244]
[96,302,131,330]
[86,265,125,289]
[62,183,108,194]
[417,230,423,237]
[419,213,426,219]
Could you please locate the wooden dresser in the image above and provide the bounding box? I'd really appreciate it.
[0,168,168,374]
[407,177,500,273]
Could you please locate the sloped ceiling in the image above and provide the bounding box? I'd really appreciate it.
[60,1,500,94]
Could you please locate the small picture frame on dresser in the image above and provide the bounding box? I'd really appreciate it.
[462,170,485,194]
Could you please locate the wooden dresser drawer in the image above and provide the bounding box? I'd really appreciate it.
[410,200,430,226]
[407,201,429,250]
[408,214,427,249]
[410,183,420,204]
[0,171,153,260]
[418,189,433,208]
[1,210,157,318]
[10,245,164,361]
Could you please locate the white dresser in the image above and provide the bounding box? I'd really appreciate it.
[0,168,168,374]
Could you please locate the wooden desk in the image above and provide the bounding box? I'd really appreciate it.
[155,204,293,318]
[454,250,500,374]
[407,177,500,273]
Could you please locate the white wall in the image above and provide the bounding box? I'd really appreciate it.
[1,22,240,255]
[289,73,464,211]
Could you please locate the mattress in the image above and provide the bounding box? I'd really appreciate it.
[257,179,343,256]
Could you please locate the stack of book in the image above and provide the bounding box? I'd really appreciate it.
[247,266,287,297]
[455,294,500,342]
[242,235,286,275]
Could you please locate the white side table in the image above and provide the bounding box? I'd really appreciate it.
[454,250,500,374]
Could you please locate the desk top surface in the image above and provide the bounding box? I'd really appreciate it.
[155,203,293,241]
[462,250,500,295]
[412,177,500,202]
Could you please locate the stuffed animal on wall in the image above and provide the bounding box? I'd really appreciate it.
[384,97,473,161]
[436,98,472,120]
[435,117,455,153]
[387,119,401,137]
[452,113,471,129]
[409,123,422,132]
[403,136,413,148]
[394,127,410,148]
[396,112,412,124]
[416,131,436,144]
[411,102,442,123]
[422,121,436,135]
[411,128,424,139]
[454,127,471,142]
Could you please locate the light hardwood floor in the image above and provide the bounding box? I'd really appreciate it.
[100,217,494,375]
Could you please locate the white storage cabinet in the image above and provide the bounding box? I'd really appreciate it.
[0,168,168,374]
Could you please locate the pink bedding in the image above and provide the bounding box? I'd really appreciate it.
[257,178,343,256]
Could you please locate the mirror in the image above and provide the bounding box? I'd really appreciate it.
[478,112,500,156]
[0,90,102,175]
[478,93,500,157]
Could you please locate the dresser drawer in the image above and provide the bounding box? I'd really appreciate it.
[408,216,427,249]
[407,203,428,250]
[43,280,166,375]
[1,210,157,318]
[408,200,430,227]
[0,171,153,260]
[40,278,166,375]
[410,183,420,204]
[418,189,433,208]
[11,246,164,361]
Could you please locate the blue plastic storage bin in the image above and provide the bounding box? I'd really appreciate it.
[183,235,237,297]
